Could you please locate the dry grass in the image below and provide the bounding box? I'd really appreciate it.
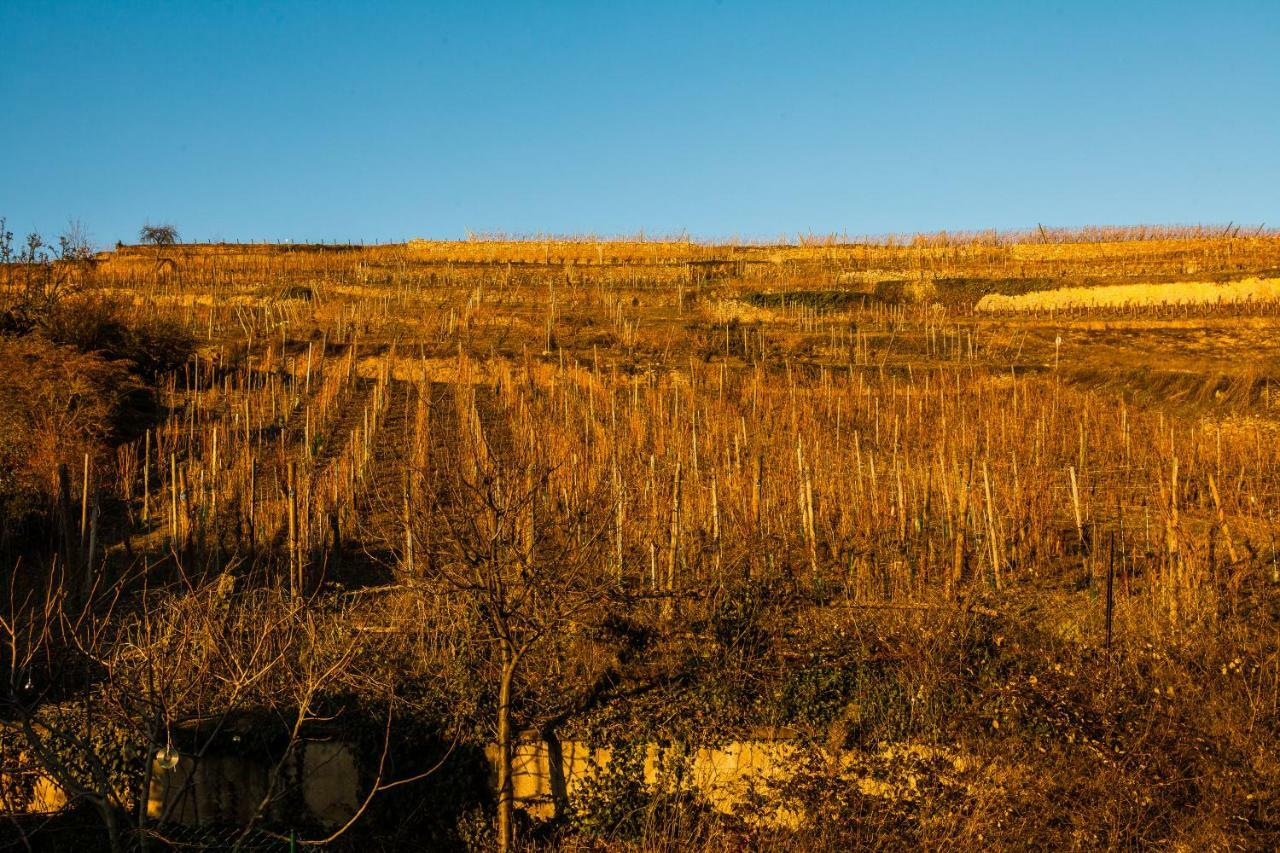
[977,276,1280,312]
[2,231,1280,850]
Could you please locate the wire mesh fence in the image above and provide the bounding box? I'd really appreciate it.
[0,814,305,853]
[142,824,298,851]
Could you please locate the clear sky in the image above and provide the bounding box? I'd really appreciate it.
[2,1,1277,246]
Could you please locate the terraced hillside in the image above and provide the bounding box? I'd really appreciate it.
[3,231,1280,850]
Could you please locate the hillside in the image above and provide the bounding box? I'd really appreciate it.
[1,231,1279,850]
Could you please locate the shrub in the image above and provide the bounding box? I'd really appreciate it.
[39,293,195,382]
[569,739,724,847]
[0,335,134,536]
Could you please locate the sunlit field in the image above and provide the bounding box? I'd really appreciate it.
[3,228,1280,850]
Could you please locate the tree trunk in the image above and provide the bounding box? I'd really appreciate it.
[496,653,517,853]
[95,798,123,853]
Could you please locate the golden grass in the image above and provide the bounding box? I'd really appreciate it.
[90,231,1280,294]
[6,232,1280,849]
[976,276,1280,312]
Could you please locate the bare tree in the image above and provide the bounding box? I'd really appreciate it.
[0,218,13,264]
[410,382,614,853]
[20,231,46,264]
[57,220,94,262]
[0,557,437,852]
[138,224,179,247]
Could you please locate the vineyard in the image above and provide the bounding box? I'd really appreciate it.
[2,231,1280,850]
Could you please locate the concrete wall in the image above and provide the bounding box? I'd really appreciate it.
[12,732,817,829]
[490,735,804,825]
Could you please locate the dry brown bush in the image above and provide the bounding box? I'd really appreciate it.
[0,335,134,534]
[38,292,195,382]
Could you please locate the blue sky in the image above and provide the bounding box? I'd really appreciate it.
[1,1,1277,245]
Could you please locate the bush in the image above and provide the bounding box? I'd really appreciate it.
[0,290,192,543]
[568,739,725,847]
[39,293,195,382]
[0,335,134,535]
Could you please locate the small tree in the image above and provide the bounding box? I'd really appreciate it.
[0,559,427,852]
[411,382,614,852]
[138,224,179,247]
[21,231,46,263]
[58,220,94,262]
[0,218,13,264]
